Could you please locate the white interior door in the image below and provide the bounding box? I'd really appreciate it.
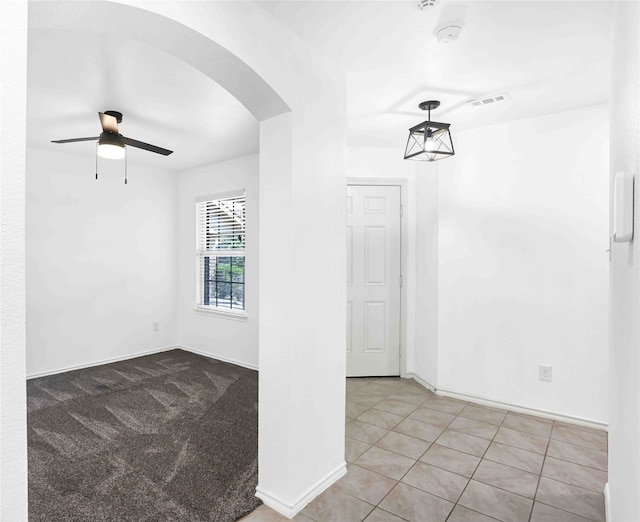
[346,185,401,377]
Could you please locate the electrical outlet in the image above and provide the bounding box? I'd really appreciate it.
[153,321,160,332]
[539,365,552,382]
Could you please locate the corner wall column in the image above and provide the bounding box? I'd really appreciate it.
[0,0,29,519]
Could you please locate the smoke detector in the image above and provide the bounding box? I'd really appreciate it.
[468,93,511,108]
[418,0,437,9]
[434,25,463,43]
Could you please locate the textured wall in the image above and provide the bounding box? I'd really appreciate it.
[0,0,28,518]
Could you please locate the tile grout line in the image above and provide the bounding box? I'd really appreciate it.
[542,452,607,473]
[380,392,558,518]
[361,384,453,519]
[533,499,602,522]
[346,379,607,522]
[446,402,510,519]
[350,382,488,519]
[541,420,602,521]
[359,383,416,521]
[368,386,479,519]
[528,420,553,522]
[347,380,425,521]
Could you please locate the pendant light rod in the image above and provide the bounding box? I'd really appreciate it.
[418,100,441,121]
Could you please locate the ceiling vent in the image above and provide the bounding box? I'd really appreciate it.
[469,93,511,108]
[418,0,437,9]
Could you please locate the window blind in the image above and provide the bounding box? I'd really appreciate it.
[196,191,246,311]
[197,194,246,254]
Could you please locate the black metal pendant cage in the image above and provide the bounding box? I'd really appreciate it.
[404,120,455,162]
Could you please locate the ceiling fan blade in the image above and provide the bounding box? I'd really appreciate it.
[98,112,119,134]
[52,137,99,144]
[123,137,173,156]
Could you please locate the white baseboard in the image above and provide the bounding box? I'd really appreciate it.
[408,373,608,432]
[405,372,436,392]
[256,462,346,519]
[26,345,180,379]
[27,344,258,380]
[178,345,258,371]
[604,482,610,522]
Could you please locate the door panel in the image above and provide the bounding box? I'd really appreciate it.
[347,185,401,377]
[365,301,386,352]
[364,227,386,285]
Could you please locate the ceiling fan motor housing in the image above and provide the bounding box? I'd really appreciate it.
[99,131,124,146]
[51,111,173,156]
[104,110,123,124]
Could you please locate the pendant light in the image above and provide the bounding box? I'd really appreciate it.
[404,100,455,161]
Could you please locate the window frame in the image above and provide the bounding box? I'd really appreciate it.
[195,189,247,320]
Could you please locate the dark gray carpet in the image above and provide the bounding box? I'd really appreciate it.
[27,349,261,521]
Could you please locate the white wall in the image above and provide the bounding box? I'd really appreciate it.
[0,0,28,517]
[347,147,439,382]
[115,3,348,516]
[608,1,640,519]
[257,106,347,515]
[176,154,259,369]
[26,147,178,376]
[415,169,440,387]
[437,105,610,424]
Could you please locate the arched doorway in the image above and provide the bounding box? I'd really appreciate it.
[2,1,348,518]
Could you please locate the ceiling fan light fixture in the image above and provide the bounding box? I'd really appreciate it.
[97,132,125,159]
[97,143,125,160]
[52,111,172,184]
[404,100,455,162]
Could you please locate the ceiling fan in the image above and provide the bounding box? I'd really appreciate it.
[52,110,173,159]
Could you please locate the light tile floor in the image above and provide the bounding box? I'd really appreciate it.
[242,378,607,522]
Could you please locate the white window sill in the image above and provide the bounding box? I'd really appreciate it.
[193,306,248,322]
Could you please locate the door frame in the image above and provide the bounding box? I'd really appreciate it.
[347,178,409,378]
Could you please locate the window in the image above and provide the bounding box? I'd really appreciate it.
[196,190,246,314]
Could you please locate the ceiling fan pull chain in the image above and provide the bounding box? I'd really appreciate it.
[124,148,128,185]
[95,143,99,180]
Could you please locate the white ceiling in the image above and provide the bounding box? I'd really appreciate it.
[27,28,259,173]
[259,0,613,147]
[27,0,612,170]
